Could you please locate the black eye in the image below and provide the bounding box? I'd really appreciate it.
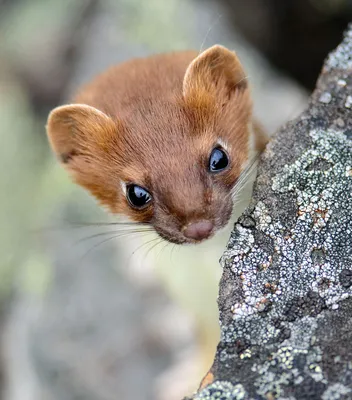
[209,147,229,172]
[126,184,152,209]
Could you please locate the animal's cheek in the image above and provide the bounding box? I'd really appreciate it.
[219,168,241,188]
[152,226,188,245]
[151,207,192,244]
[207,188,233,222]
[116,198,154,224]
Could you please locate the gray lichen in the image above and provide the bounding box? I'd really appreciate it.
[216,129,351,399]
[189,24,352,400]
[325,23,352,72]
[193,382,247,400]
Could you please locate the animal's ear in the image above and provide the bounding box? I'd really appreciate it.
[183,45,247,103]
[46,104,116,164]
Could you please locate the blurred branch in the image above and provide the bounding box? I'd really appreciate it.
[13,0,100,117]
[208,0,352,90]
[187,24,352,400]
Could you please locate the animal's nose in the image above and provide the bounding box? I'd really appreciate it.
[183,220,214,241]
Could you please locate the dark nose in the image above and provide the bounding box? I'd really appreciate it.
[183,220,214,241]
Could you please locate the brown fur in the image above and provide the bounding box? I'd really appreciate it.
[198,370,214,390]
[46,45,266,244]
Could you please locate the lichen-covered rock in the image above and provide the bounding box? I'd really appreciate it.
[189,24,352,400]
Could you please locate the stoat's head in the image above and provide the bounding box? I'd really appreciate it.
[47,45,255,244]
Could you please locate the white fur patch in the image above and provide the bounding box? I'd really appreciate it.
[120,180,127,195]
[217,138,230,151]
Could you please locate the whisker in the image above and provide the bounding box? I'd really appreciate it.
[156,240,170,261]
[232,155,259,196]
[67,221,149,227]
[128,236,161,262]
[240,154,260,179]
[78,231,146,261]
[74,228,155,246]
[143,238,165,262]
[236,75,250,87]
[170,243,178,263]
[126,236,164,269]
[230,154,260,217]
[199,14,222,54]
[170,244,182,269]
[32,220,150,235]
[58,221,147,229]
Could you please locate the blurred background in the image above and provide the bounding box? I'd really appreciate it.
[0,0,350,399]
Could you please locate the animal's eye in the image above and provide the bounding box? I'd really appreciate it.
[208,147,229,172]
[126,184,152,209]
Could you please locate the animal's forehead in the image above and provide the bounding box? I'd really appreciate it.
[117,98,222,185]
[121,103,215,155]
[132,134,205,174]
[120,131,214,189]
[126,100,189,133]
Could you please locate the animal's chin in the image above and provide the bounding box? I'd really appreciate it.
[182,231,216,245]
[153,229,192,245]
[156,232,215,245]
[153,203,233,245]
[154,221,227,245]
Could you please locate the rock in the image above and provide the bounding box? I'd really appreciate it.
[188,24,352,400]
